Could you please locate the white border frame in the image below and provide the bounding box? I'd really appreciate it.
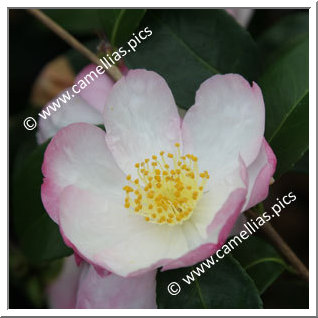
[3,1,316,316]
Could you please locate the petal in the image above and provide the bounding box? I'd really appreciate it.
[230,214,248,236]
[41,123,125,223]
[59,158,247,276]
[36,91,103,144]
[47,255,81,309]
[162,159,248,271]
[243,138,277,211]
[162,188,247,271]
[59,185,186,276]
[76,264,157,309]
[103,69,182,175]
[226,9,254,27]
[182,74,265,182]
[74,64,114,113]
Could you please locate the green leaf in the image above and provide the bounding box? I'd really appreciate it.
[259,36,309,177]
[42,9,104,34]
[257,12,308,66]
[107,9,147,47]
[12,141,72,263]
[126,9,260,109]
[253,202,265,215]
[156,255,262,308]
[292,150,309,174]
[231,236,287,294]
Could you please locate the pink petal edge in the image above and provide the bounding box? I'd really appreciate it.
[245,138,277,210]
[75,64,114,113]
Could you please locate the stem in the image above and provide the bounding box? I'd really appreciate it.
[244,209,309,282]
[27,9,122,82]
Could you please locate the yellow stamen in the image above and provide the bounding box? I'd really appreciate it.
[122,144,210,225]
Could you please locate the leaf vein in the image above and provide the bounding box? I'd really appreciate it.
[269,90,309,143]
[154,14,220,74]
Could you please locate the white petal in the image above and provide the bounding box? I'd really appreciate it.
[243,138,277,211]
[59,159,247,276]
[182,74,265,182]
[41,123,125,223]
[36,90,103,144]
[47,256,81,309]
[103,69,182,175]
[76,264,157,309]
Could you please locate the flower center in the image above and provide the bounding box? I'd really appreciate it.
[123,143,210,225]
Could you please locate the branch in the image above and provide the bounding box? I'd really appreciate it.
[244,208,309,282]
[27,9,122,82]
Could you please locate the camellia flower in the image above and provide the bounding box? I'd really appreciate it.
[37,64,158,308]
[37,63,128,144]
[37,64,112,144]
[41,70,276,280]
[48,255,156,309]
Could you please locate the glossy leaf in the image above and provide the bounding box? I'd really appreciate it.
[292,150,309,174]
[156,255,262,309]
[107,9,147,46]
[126,9,260,109]
[260,37,309,177]
[257,12,308,66]
[43,9,103,34]
[231,236,287,294]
